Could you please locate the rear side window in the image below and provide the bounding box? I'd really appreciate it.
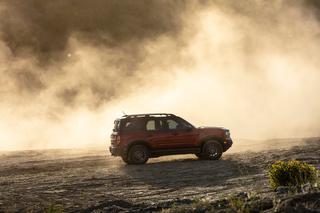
[146,120,156,131]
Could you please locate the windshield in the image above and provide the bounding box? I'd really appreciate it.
[176,117,195,128]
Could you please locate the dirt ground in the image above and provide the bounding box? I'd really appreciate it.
[0,138,319,212]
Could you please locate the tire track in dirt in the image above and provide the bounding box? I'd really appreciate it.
[0,139,319,211]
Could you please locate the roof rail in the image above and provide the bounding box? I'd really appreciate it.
[122,113,175,118]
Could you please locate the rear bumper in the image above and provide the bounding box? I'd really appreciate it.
[223,139,233,151]
[109,146,120,156]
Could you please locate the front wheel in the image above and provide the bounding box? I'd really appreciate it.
[197,140,223,160]
[126,144,149,164]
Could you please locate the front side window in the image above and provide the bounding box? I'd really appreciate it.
[167,119,178,130]
[161,118,187,130]
[160,118,193,130]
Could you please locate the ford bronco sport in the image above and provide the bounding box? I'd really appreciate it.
[109,113,233,164]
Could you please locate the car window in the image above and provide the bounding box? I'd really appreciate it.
[113,119,120,132]
[122,118,144,132]
[146,120,156,131]
[176,117,194,128]
[161,118,190,130]
[167,119,178,130]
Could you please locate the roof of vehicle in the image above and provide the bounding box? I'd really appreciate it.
[121,113,176,119]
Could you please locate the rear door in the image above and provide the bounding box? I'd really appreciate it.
[145,118,173,149]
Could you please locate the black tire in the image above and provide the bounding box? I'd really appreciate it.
[198,140,223,160]
[195,153,203,159]
[127,144,149,164]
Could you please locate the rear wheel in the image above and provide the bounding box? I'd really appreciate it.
[126,144,149,164]
[195,153,202,159]
[197,140,223,160]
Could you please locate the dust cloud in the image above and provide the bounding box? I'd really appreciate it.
[0,0,320,150]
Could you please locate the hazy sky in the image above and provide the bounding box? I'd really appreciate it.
[1,0,320,150]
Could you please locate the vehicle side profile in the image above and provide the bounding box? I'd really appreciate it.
[109,113,233,164]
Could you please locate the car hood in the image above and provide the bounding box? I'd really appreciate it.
[197,126,228,131]
[196,127,228,139]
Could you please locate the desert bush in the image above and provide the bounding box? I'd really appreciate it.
[269,160,318,190]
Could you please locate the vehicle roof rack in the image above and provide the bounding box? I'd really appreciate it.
[122,113,176,119]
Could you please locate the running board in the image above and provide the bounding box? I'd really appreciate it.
[150,147,201,157]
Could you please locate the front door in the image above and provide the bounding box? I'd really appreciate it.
[146,117,198,149]
[161,117,198,148]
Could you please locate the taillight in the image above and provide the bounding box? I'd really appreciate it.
[116,136,121,144]
[225,130,231,139]
[110,134,120,146]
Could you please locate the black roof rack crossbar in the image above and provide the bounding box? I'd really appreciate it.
[122,113,175,118]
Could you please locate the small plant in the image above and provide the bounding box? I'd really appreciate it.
[45,204,63,213]
[229,195,246,212]
[228,193,258,213]
[191,198,211,212]
[162,199,212,213]
[161,193,273,213]
[269,160,318,190]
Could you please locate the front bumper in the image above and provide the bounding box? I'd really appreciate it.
[223,139,233,151]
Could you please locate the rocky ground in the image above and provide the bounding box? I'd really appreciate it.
[0,138,319,212]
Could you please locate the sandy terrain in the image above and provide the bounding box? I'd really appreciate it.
[0,138,319,212]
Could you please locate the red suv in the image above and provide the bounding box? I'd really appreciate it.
[109,113,233,164]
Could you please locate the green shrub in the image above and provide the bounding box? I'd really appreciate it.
[269,160,318,190]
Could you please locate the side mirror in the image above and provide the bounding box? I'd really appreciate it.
[186,127,193,132]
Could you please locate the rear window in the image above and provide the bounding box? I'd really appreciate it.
[121,118,145,132]
[113,119,120,132]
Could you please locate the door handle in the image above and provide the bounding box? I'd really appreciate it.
[172,132,178,136]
